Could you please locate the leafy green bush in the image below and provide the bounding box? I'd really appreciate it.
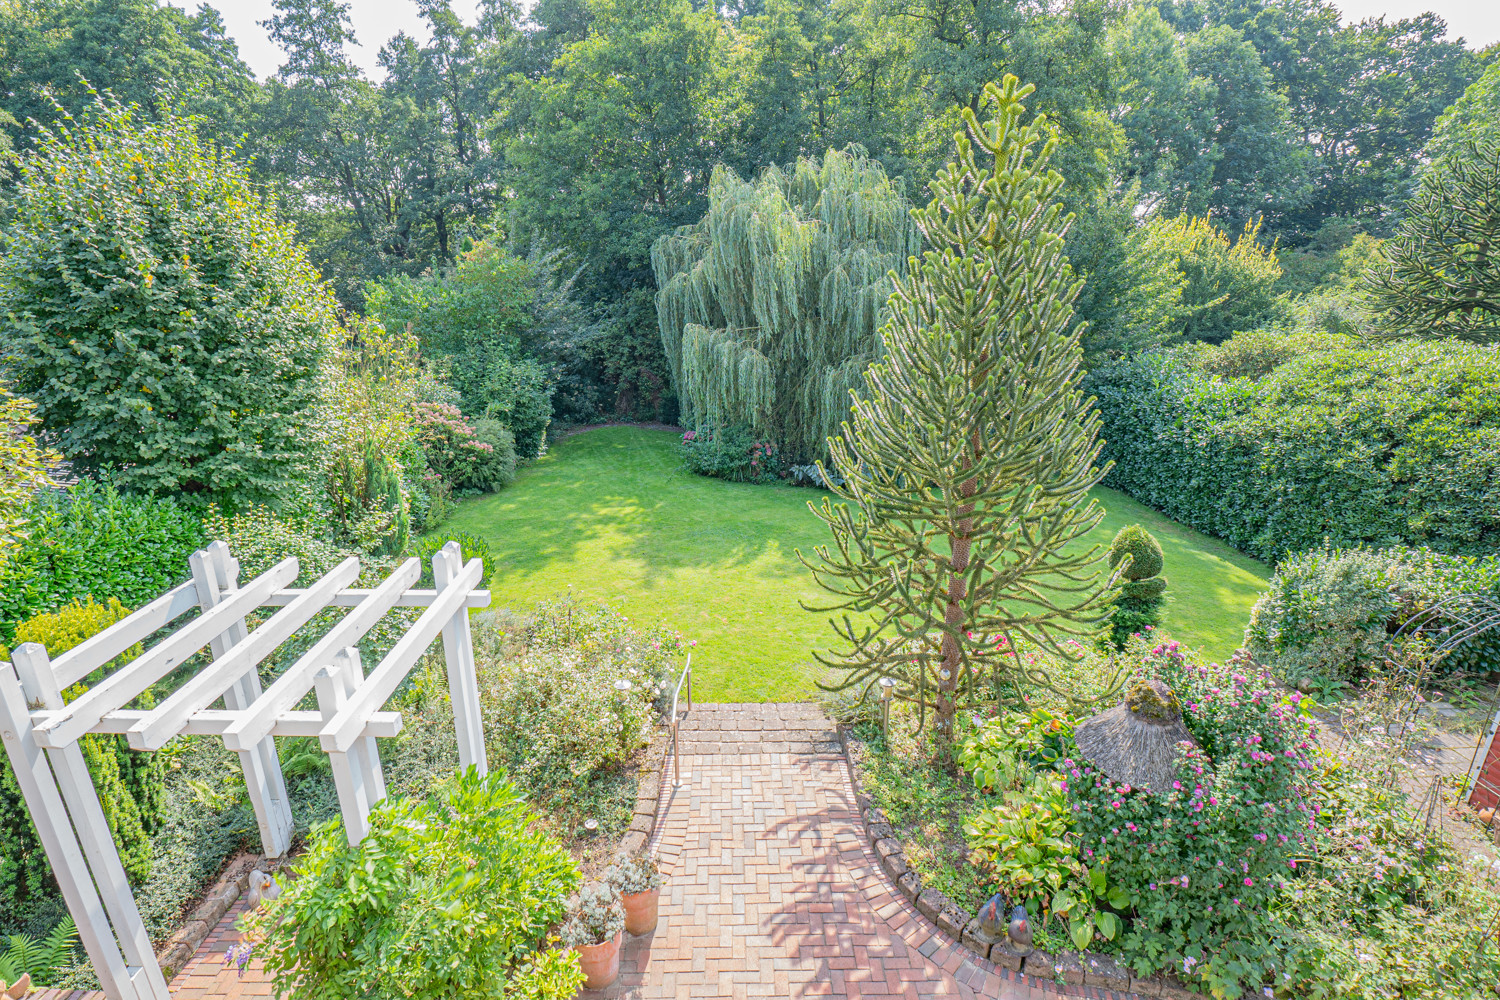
[678,426,782,483]
[1245,543,1500,681]
[413,532,494,589]
[1108,525,1167,648]
[476,356,553,460]
[1089,339,1500,561]
[0,95,338,510]
[245,769,581,1000]
[1065,644,1316,996]
[0,480,204,643]
[0,386,57,561]
[202,504,351,585]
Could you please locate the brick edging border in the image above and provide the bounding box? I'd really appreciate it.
[619,730,670,860]
[157,851,286,980]
[836,725,1204,1000]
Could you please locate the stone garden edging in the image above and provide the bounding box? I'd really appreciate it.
[618,730,669,861]
[837,725,1206,1000]
[156,852,283,981]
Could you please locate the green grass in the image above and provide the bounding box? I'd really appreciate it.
[447,426,1268,701]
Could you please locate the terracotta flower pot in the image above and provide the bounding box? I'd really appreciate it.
[622,888,660,936]
[575,930,623,990]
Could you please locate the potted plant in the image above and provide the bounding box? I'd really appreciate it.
[560,882,625,990]
[607,852,665,936]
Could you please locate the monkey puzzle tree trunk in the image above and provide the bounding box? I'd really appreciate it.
[800,76,1120,761]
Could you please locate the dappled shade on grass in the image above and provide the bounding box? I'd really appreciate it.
[446,427,1268,701]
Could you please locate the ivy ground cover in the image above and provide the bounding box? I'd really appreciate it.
[447,426,1268,700]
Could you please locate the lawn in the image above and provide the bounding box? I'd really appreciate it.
[447,426,1269,701]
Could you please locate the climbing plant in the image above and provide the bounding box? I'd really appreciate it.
[651,147,919,465]
[800,78,1117,753]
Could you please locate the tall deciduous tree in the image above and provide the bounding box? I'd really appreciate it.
[0,96,340,509]
[801,77,1115,751]
[651,148,918,464]
[1367,140,1500,344]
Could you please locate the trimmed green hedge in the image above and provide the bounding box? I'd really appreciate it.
[0,480,205,643]
[1088,340,1500,563]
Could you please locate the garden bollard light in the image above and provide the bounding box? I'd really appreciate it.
[879,677,896,741]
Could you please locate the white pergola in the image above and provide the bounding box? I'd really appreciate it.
[0,540,490,1000]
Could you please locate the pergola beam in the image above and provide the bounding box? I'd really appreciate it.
[26,707,405,740]
[49,580,200,691]
[320,555,483,754]
[125,558,361,751]
[262,586,491,609]
[32,558,300,750]
[221,557,421,752]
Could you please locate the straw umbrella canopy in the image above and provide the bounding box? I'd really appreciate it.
[1073,679,1197,793]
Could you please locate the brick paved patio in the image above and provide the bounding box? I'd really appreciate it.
[38,703,1137,999]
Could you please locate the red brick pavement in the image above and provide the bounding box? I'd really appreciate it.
[595,703,1105,1000]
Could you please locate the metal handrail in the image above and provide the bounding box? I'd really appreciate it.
[669,654,692,788]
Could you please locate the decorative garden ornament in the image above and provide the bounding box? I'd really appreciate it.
[1072,678,1198,793]
[977,894,1006,937]
[1007,905,1034,954]
[247,869,281,909]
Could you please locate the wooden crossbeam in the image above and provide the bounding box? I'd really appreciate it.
[32,558,300,751]
[262,587,491,610]
[320,557,483,753]
[49,580,200,691]
[125,558,360,751]
[26,707,404,740]
[221,558,420,753]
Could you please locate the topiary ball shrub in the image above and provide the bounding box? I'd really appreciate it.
[1064,643,1317,997]
[1108,525,1167,648]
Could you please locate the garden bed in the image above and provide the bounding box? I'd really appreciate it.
[839,636,1500,1000]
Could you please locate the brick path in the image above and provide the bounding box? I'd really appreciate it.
[598,703,1084,1000]
[40,702,1129,999]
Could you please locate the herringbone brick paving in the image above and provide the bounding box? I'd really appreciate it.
[39,702,1135,998]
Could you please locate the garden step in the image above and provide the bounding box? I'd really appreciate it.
[673,701,840,755]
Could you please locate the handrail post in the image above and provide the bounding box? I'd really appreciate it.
[670,654,692,788]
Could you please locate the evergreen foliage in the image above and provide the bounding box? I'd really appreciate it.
[801,78,1116,750]
[652,147,919,465]
[1367,139,1500,344]
[0,94,340,511]
[1088,340,1500,562]
[1107,525,1167,648]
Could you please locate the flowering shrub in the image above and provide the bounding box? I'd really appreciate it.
[1065,644,1316,997]
[413,402,517,493]
[677,425,783,483]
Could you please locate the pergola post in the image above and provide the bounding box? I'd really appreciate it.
[313,647,386,844]
[190,542,294,857]
[433,541,487,775]
[0,656,167,1000]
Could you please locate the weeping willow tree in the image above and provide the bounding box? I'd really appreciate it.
[799,77,1119,754]
[651,148,919,465]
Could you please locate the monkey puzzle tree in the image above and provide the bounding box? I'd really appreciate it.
[800,77,1117,752]
[1367,139,1500,344]
[651,147,919,465]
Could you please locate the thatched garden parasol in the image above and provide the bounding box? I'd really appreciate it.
[1073,679,1197,792]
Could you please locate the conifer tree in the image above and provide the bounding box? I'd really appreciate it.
[800,77,1117,751]
[1367,139,1500,344]
[651,148,919,465]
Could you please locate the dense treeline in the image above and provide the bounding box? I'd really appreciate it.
[0,0,1490,421]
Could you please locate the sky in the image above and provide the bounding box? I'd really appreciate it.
[173,0,1498,82]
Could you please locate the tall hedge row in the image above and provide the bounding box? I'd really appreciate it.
[1088,340,1500,563]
